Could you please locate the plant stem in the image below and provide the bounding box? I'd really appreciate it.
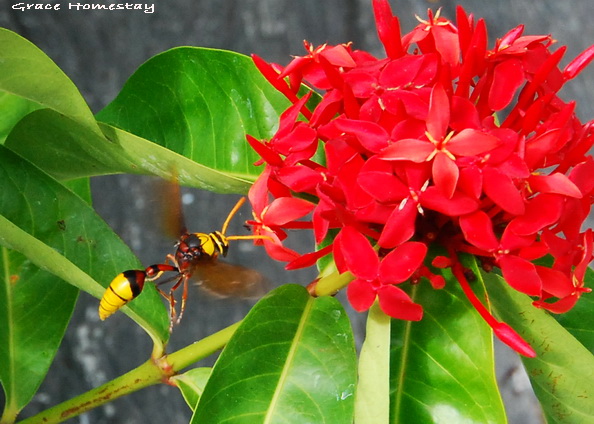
[313,268,354,297]
[17,321,241,424]
[355,301,391,424]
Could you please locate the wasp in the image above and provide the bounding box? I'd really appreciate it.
[99,191,270,331]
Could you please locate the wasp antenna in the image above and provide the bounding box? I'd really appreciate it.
[226,234,274,242]
[220,197,247,235]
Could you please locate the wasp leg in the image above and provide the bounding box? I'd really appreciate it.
[157,274,184,333]
[165,253,177,267]
[176,275,189,327]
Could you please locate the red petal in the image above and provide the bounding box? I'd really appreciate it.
[310,89,343,127]
[263,239,300,262]
[447,129,501,156]
[457,166,482,199]
[265,197,314,226]
[569,158,594,195]
[379,139,434,162]
[498,255,542,296]
[333,118,390,153]
[500,225,535,251]
[274,124,317,154]
[378,200,417,248]
[358,171,409,203]
[379,242,427,283]
[432,26,460,67]
[508,194,564,235]
[535,266,573,298]
[358,172,409,203]
[488,59,525,111]
[483,167,525,215]
[419,187,479,216]
[251,54,299,102]
[459,211,499,251]
[276,93,312,137]
[432,152,459,199]
[286,244,333,270]
[496,153,530,179]
[450,96,481,132]
[321,44,357,68]
[377,285,423,321]
[382,90,430,120]
[246,135,283,166]
[248,168,271,215]
[379,55,425,88]
[276,166,323,193]
[347,278,377,312]
[427,84,450,140]
[497,25,525,50]
[339,227,380,280]
[534,295,579,314]
[524,129,561,169]
[528,173,583,198]
[564,44,594,79]
[372,0,403,58]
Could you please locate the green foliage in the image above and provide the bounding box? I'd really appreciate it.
[0,26,593,424]
[487,270,594,423]
[172,367,212,410]
[0,147,168,420]
[191,285,357,423]
[389,261,506,423]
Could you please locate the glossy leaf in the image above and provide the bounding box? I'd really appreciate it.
[0,28,98,133]
[486,271,594,424]
[390,260,506,423]
[0,148,169,418]
[5,48,315,192]
[0,92,40,144]
[96,47,295,181]
[191,284,357,423]
[5,109,255,193]
[0,233,77,423]
[172,367,212,411]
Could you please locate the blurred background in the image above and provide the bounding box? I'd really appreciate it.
[2,0,593,422]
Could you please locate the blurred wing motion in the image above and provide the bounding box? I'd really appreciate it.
[154,175,187,239]
[189,256,269,299]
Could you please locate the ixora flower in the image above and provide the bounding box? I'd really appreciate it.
[246,0,594,357]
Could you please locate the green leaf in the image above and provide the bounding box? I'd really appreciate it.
[96,47,293,181]
[5,109,255,192]
[356,301,391,424]
[192,284,357,423]
[487,271,594,424]
[172,367,212,410]
[0,28,99,133]
[0,147,169,418]
[0,92,40,144]
[390,261,506,423]
[0,235,78,423]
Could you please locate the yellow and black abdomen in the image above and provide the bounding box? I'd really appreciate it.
[98,270,146,320]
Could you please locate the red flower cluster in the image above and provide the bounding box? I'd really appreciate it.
[246,0,594,356]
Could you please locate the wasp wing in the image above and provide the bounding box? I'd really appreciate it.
[189,256,269,299]
[154,175,188,239]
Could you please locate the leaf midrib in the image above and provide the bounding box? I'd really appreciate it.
[263,297,314,423]
[392,284,418,422]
